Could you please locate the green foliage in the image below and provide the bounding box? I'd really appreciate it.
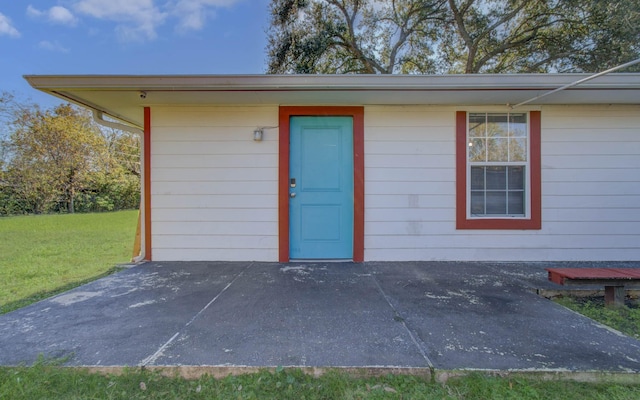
[555,296,640,339]
[0,95,140,216]
[0,210,138,313]
[266,0,640,74]
[6,104,104,213]
[267,0,444,74]
[1,365,639,399]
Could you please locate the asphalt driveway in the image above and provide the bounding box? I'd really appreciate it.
[1,261,640,373]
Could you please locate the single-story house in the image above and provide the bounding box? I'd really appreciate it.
[25,74,640,263]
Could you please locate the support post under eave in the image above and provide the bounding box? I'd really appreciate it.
[143,107,152,261]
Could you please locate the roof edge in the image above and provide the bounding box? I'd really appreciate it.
[24,73,640,92]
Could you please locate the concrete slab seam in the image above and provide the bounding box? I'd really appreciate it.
[139,262,255,366]
[370,274,434,369]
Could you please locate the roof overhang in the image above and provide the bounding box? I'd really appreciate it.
[24,74,640,128]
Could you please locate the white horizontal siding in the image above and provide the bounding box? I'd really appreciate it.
[543,169,639,182]
[364,105,458,260]
[153,167,277,182]
[152,154,277,169]
[367,221,639,236]
[536,105,640,261]
[154,208,277,222]
[544,195,640,209]
[153,248,278,262]
[152,194,277,209]
[364,104,640,261]
[365,248,640,262]
[151,107,277,127]
[150,105,278,261]
[149,103,640,262]
[366,233,640,248]
[154,235,277,249]
[366,194,454,209]
[152,181,276,196]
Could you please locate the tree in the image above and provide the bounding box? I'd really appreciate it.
[442,0,640,73]
[267,0,447,74]
[8,104,106,213]
[85,126,141,212]
[266,0,640,74]
[1,94,141,216]
[565,1,640,72]
[441,0,570,73]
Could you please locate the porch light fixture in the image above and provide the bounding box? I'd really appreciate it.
[253,128,264,141]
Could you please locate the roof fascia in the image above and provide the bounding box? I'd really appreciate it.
[24,73,640,92]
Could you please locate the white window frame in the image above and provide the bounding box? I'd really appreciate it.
[466,112,531,220]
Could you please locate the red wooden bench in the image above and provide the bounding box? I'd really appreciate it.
[546,268,640,307]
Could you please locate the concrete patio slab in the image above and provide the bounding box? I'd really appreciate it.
[1,261,640,373]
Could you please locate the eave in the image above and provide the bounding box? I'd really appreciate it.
[24,73,640,128]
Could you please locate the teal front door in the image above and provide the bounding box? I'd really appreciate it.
[289,116,354,259]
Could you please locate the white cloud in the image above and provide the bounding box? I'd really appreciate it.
[26,5,44,18]
[49,6,78,26]
[0,12,21,38]
[27,5,78,26]
[39,40,70,53]
[68,0,243,41]
[171,0,240,32]
[73,0,167,41]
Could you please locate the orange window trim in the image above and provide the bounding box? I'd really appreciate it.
[144,107,152,260]
[278,106,365,262]
[456,110,541,230]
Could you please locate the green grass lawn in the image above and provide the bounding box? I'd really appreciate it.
[0,210,138,314]
[1,363,639,400]
[554,296,640,340]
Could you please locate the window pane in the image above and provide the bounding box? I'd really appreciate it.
[470,191,485,214]
[508,166,525,190]
[509,138,527,162]
[487,138,508,161]
[509,114,527,137]
[486,166,506,190]
[471,167,485,190]
[486,192,507,214]
[487,114,508,138]
[508,191,524,215]
[469,114,486,137]
[466,112,530,219]
[469,138,486,162]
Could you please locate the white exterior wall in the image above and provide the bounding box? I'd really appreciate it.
[364,106,457,260]
[364,104,640,261]
[151,104,640,262]
[539,105,640,261]
[151,106,279,261]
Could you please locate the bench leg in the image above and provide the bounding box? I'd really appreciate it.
[604,286,625,307]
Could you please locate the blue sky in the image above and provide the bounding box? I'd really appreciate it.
[0,0,271,107]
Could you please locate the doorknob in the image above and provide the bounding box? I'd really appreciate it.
[290,192,296,198]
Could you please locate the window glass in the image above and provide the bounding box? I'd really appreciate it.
[468,114,486,137]
[509,138,527,162]
[487,114,509,138]
[470,166,485,190]
[486,166,506,190]
[487,138,508,162]
[508,192,524,215]
[508,166,524,189]
[468,138,485,162]
[509,114,527,136]
[470,191,485,214]
[468,113,527,217]
[486,192,506,214]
